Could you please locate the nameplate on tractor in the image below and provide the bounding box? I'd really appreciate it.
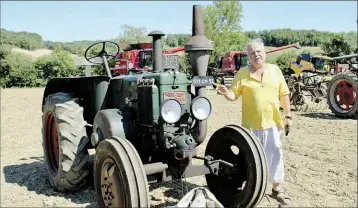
[192,76,215,87]
[163,91,186,105]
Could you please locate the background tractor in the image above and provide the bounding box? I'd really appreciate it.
[41,5,268,208]
[215,42,301,88]
[282,53,334,112]
[111,42,184,76]
[283,52,358,113]
[326,53,358,118]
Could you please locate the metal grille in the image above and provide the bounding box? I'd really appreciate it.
[163,54,179,70]
[137,86,154,125]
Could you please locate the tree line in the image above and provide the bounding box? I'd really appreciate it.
[1,1,357,88]
[2,27,356,56]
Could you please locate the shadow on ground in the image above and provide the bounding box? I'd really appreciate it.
[149,180,205,208]
[3,156,97,207]
[4,156,207,208]
[298,112,357,120]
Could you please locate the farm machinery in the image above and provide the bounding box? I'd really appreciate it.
[326,53,358,118]
[215,42,301,88]
[283,52,358,113]
[111,42,184,76]
[283,53,334,112]
[41,5,268,208]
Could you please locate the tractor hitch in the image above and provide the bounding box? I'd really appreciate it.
[144,154,238,184]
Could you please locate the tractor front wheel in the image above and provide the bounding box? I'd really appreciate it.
[205,124,268,208]
[327,72,358,118]
[94,136,150,208]
[42,92,91,192]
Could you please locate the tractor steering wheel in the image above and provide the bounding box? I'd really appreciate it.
[84,41,120,64]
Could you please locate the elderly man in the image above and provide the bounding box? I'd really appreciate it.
[213,38,293,205]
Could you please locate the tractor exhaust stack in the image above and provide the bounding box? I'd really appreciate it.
[148,30,165,73]
[185,5,213,144]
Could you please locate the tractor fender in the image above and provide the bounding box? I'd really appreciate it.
[41,76,111,123]
[90,109,137,147]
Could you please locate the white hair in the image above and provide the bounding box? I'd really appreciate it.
[245,38,265,53]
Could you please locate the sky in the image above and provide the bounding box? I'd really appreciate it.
[1,1,357,42]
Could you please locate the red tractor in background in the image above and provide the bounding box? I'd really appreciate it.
[111,42,184,76]
[215,42,302,87]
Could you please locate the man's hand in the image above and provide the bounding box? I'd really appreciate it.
[283,117,293,136]
[213,83,228,95]
[213,83,237,101]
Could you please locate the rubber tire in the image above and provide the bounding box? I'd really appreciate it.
[327,72,358,118]
[205,124,268,208]
[94,136,150,208]
[42,92,90,192]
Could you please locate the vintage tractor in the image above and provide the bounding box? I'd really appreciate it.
[215,42,301,88]
[283,53,334,112]
[326,53,358,118]
[41,5,268,208]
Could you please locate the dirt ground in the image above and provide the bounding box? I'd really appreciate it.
[1,87,357,207]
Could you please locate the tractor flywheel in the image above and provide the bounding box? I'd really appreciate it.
[204,124,268,208]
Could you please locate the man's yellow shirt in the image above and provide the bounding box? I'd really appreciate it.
[229,63,290,131]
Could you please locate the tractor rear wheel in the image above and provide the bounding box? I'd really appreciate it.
[42,92,90,192]
[205,124,268,208]
[94,136,150,208]
[327,72,358,118]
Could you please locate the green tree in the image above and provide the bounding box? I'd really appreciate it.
[0,44,13,87]
[33,50,78,80]
[3,52,40,87]
[117,24,152,44]
[193,1,248,77]
[275,50,298,70]
[203,1,248,58]
[322,34,352,57]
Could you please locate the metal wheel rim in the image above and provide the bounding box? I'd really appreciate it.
[293,93,308,112]
[45,112,59,174]
[100,157,126,208]
[206,135,252,196]
[329,78,357,113]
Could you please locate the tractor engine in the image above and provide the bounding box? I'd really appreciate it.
[133,28,212,166]
[91,15,213,178]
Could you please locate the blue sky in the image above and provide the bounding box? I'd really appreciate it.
[1,1,357,42]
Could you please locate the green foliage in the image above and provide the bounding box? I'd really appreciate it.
[1,28,43,51]
[322,34,352,57]
[33,50,78,80]
[117,25,152,44]
[166,34,191,47]
[0,44,13,87]
[202,1,248,61]
[275,50,298,70]
[178,54,193,79]
[1,52,41,88]
[246,29,357,48]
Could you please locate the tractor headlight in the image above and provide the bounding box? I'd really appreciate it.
[160,99,182,124]
[191,96,212,120]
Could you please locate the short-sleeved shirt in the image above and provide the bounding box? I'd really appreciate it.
[230,63,290,130]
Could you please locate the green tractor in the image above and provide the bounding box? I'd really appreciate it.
[41,5,268,208]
